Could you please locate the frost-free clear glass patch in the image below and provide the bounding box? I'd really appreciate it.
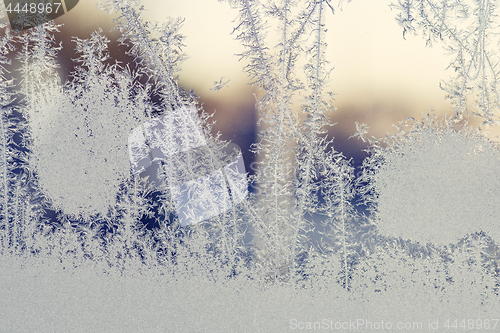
[4,0,79,32]
[128,106,248,226]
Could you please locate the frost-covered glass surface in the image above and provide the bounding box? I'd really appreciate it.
[0,0,499,332]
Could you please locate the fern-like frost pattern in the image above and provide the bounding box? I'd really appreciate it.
[0,0,498,331]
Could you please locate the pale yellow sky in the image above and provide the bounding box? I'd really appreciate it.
[139,0,458,137]
[52,0,467,140]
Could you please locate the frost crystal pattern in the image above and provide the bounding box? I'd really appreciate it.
[128,105,248,226]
